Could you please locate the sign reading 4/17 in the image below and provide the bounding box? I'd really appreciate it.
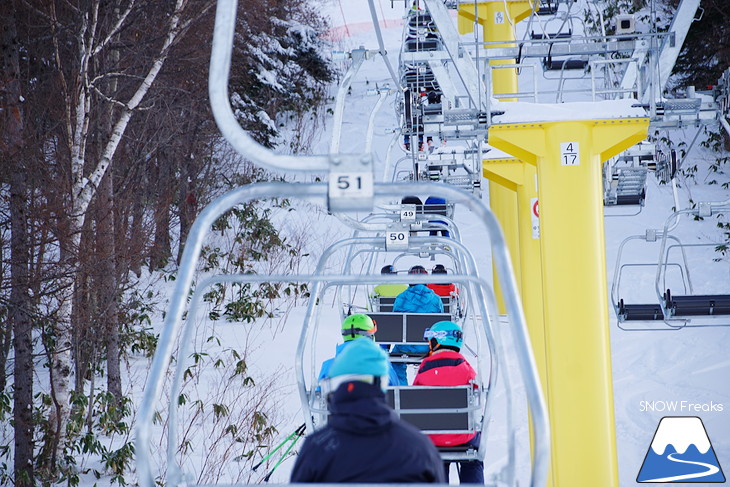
[560,142,579,166]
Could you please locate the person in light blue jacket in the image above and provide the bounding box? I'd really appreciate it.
[318,313,404,386]
[390,266,444,384]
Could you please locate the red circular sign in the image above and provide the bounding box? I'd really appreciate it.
[532,199,539,218]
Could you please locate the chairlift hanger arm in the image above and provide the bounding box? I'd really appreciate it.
[367,0,402,90]
[331,48,373,154]
[720,115,730,140]
[209,0,332,171]
[365,90,390,153]
[651,0,701,101]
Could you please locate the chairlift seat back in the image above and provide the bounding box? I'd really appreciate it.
[374,295,453,314]
[543,58,589,71]
[665,290,730,316]
[404,39,441,52]
[385,386,477,433]
[367,312,452,344]
[530,31,572,40]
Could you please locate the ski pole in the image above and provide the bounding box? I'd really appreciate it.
[262,423,306,482]
[251,423,306,472]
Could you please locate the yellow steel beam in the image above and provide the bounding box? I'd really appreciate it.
[483,159,548,392]
[457,0,535,34]
[488,183,521,313]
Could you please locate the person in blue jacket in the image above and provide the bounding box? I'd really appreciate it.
[318,313,404,386]
[290,339,445,483]
[393,266,445,314]
[425,195,450,237]
[390,265,444,384]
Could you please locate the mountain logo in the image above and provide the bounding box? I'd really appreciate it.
[637,416,725,483]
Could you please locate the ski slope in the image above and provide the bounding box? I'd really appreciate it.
[132,0,730,485]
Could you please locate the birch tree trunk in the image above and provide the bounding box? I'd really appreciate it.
[100,2,123,402]
[46,0,207,465]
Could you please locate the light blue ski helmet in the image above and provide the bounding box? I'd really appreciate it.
[424,320,464,350]
[328,338,389,379]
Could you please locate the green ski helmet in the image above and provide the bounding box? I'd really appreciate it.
[341,313,377,342]
[424,320,463,350]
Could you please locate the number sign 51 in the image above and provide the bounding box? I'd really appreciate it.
[328,172,374,198]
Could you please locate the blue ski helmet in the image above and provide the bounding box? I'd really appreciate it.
[328,338,389,380]
[425,196,446,205]
[424,320,463,350]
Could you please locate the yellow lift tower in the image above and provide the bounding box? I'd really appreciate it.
[461,3,651,486]
[482,157,547,388]
[457,0,535,315]
[489,117,649,487]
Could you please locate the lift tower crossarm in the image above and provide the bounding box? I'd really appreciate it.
[474,35,653,61]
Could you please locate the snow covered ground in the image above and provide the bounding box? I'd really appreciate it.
[132,0,730,486]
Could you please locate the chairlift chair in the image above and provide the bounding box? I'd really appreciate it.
[612,201,730,330]
[611,232,691,330]
[298,236,496,466]
[293,215,502,466]
[603,142,668,212]
[403,15,442,52]
[385,385,483,461]
[656,204,730,325]
[536,0,559,16]
[336,208,463,316]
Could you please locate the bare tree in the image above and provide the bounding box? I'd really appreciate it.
[4,0,332,481]
[1,4,35,485]
[16,0,215,469]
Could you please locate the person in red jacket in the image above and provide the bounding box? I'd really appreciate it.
[426,264,458,297]
[413,320,483,484]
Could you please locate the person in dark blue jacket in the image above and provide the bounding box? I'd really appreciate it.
[390,265,444,384]
[290,339,444,483]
